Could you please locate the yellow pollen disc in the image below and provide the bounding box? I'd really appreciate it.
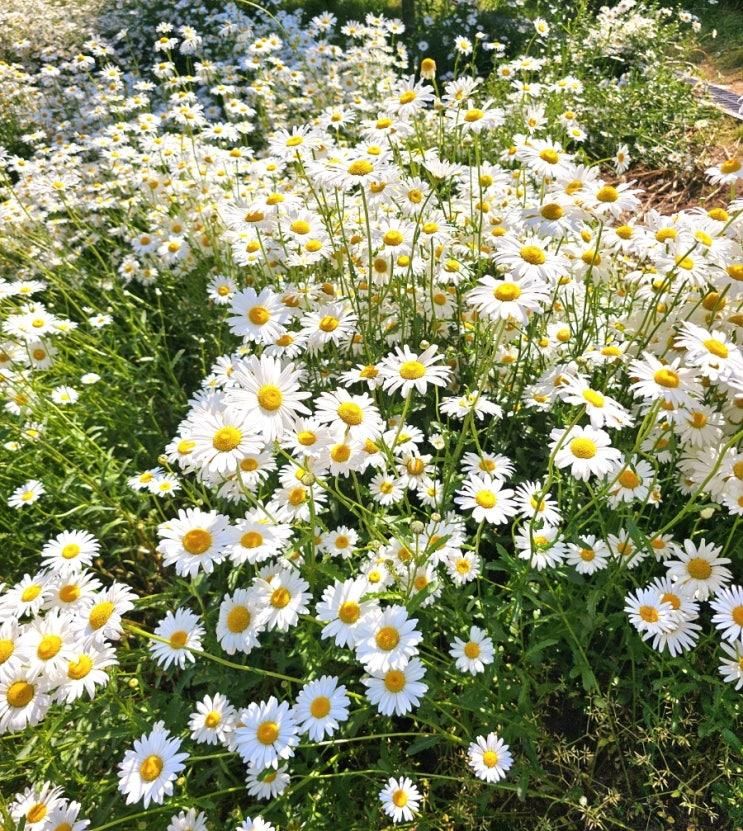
[455,559,471,574]
[21,584,42,603]
[266,193,284,206]
[271,587,291,609]
[227,605,250,633]
[570,437,597,459]
[182,528,213,555]
[399,90,416,104]
[58,541,82,560]
[687,558,712,580]
[338,600,361,624]
[733,460,743,481]
[617,469,641,489]
[383,230,403,246]
[540,203,563,220]
[257,721,279,745]
[582,389,604,407]
[731,606,743,626]
[689,412,707,428]
[653,368,679,389]
[213,425,242,452]
[238,529,263,551]
[520,245,546,265]
[482,750,499,768]
[169,630,188,648]
[596,185,618,202]
[248,305,270,325]
[656,227,676,242]
[286,135,303,147]
[406,459,425,476]
[726,264,743,281]
[384,670,406,693]
[708,207,729,221]
[7,680,34,708]
[703,338,728,359]
[475,489,498,509]
[639,605,659,623]
[241,457,259,472]
[297,430,317,447]
[337,401,363,426]
[68,654,93,679]
[379,481,394,494]
[375,626,400,651]
[89,601,114,630]
[0,639,14,664]
[310,696,331,718]
[288,487,306,506]
[335,535,350,549]
[204,710,221,728]
[464,108,484,122]
[360,365,378,378]
[376,117,393,129]
[177,439,196,454]
[37,634,62,660]
[659,592,680,611]
[399,360,426,380]
[290,219,310,235]
[720,158,741,174]
[331,444,351,463]
[348,159,373,176]
[392,788,409,807]
[26,804,47,823]
[539,148,559,164]
[319,315,339,332]
[31,318,45,328]
[139,754,164,782]
[32,348,46,360]
[257,384,283,411]
[494,282,521,302]
[217,285,230,296]
[579,548,595,561]
[464,641,480,659]
[616,224,633,239]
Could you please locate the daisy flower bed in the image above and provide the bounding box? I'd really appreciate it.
[0,2,742,830]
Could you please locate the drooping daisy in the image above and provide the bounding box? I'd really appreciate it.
[378,344,451,397]
[293,675,350,740]
[363,658,428,716]
[378,776,422,824]
[150,608,205,670]
[234,696,299,769]
[167,808,208,831]
[245,763,290,801]
[10,781,63,828]
[664,538,732,600]
[467,733,513,783]
[450,626,494,675]
[117,721,188,807]
[550,425,622,481]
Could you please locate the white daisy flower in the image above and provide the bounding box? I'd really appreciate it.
[117,721,188,807]
[467,732,513,783]
[293,675,350,740]
[234,696,299,769]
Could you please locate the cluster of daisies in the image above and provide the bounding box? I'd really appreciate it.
[0,529,135,739]
[1,1,742,829]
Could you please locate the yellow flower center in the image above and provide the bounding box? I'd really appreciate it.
[348,159,373,176]
[639,605,659,623]
[720,158,741,174]
[182,528,212,555]
[139,754,164,782]
[618,469,641,489]
[656,227,677,242]
[67,654,93,680]
[392,788,409,807]
[687,558,712,580]
[464,641,480,659]
[475,489,497,509]
[703,338,728,359]
[579,548,595,561]
[494,282,521,302]
[331,598,361,627]
[257,721,279,745]
[204,709,221,728]
[337,401,363,426]
[288,486,306,506]
[570,437,597,459]
[383,230,404,246]
[310,696,331,718]
[37,634,62,660]
[731,606,743,626]
[653,368,679,389]
[290,219,310,235]
[384,670,406,693]
[399,90,416,104]
[331,443,351,463]
[21,584,42,602]
[582,389,604,407]
[726,263,743,281]
[482,750,499,768]
[248,305,270,325]
[26,804,48,823]
[257,384,283,411]
[319,315,340,332]
[241,457,259,472]
[241,530,264,549]
[540,203,563,220]
[7,680,34,708]
[169,630,188,648]
[399,360,426,380]
[271,587,291,608]
[213,426,242,452]
[520,245,546,265]
[539,148,559,164]
[596,185,619,202]
[0,639,14,664]
[375,626,400,651]
[464,108,485,122]
[89,601,114,630]
[227,605,251,633]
